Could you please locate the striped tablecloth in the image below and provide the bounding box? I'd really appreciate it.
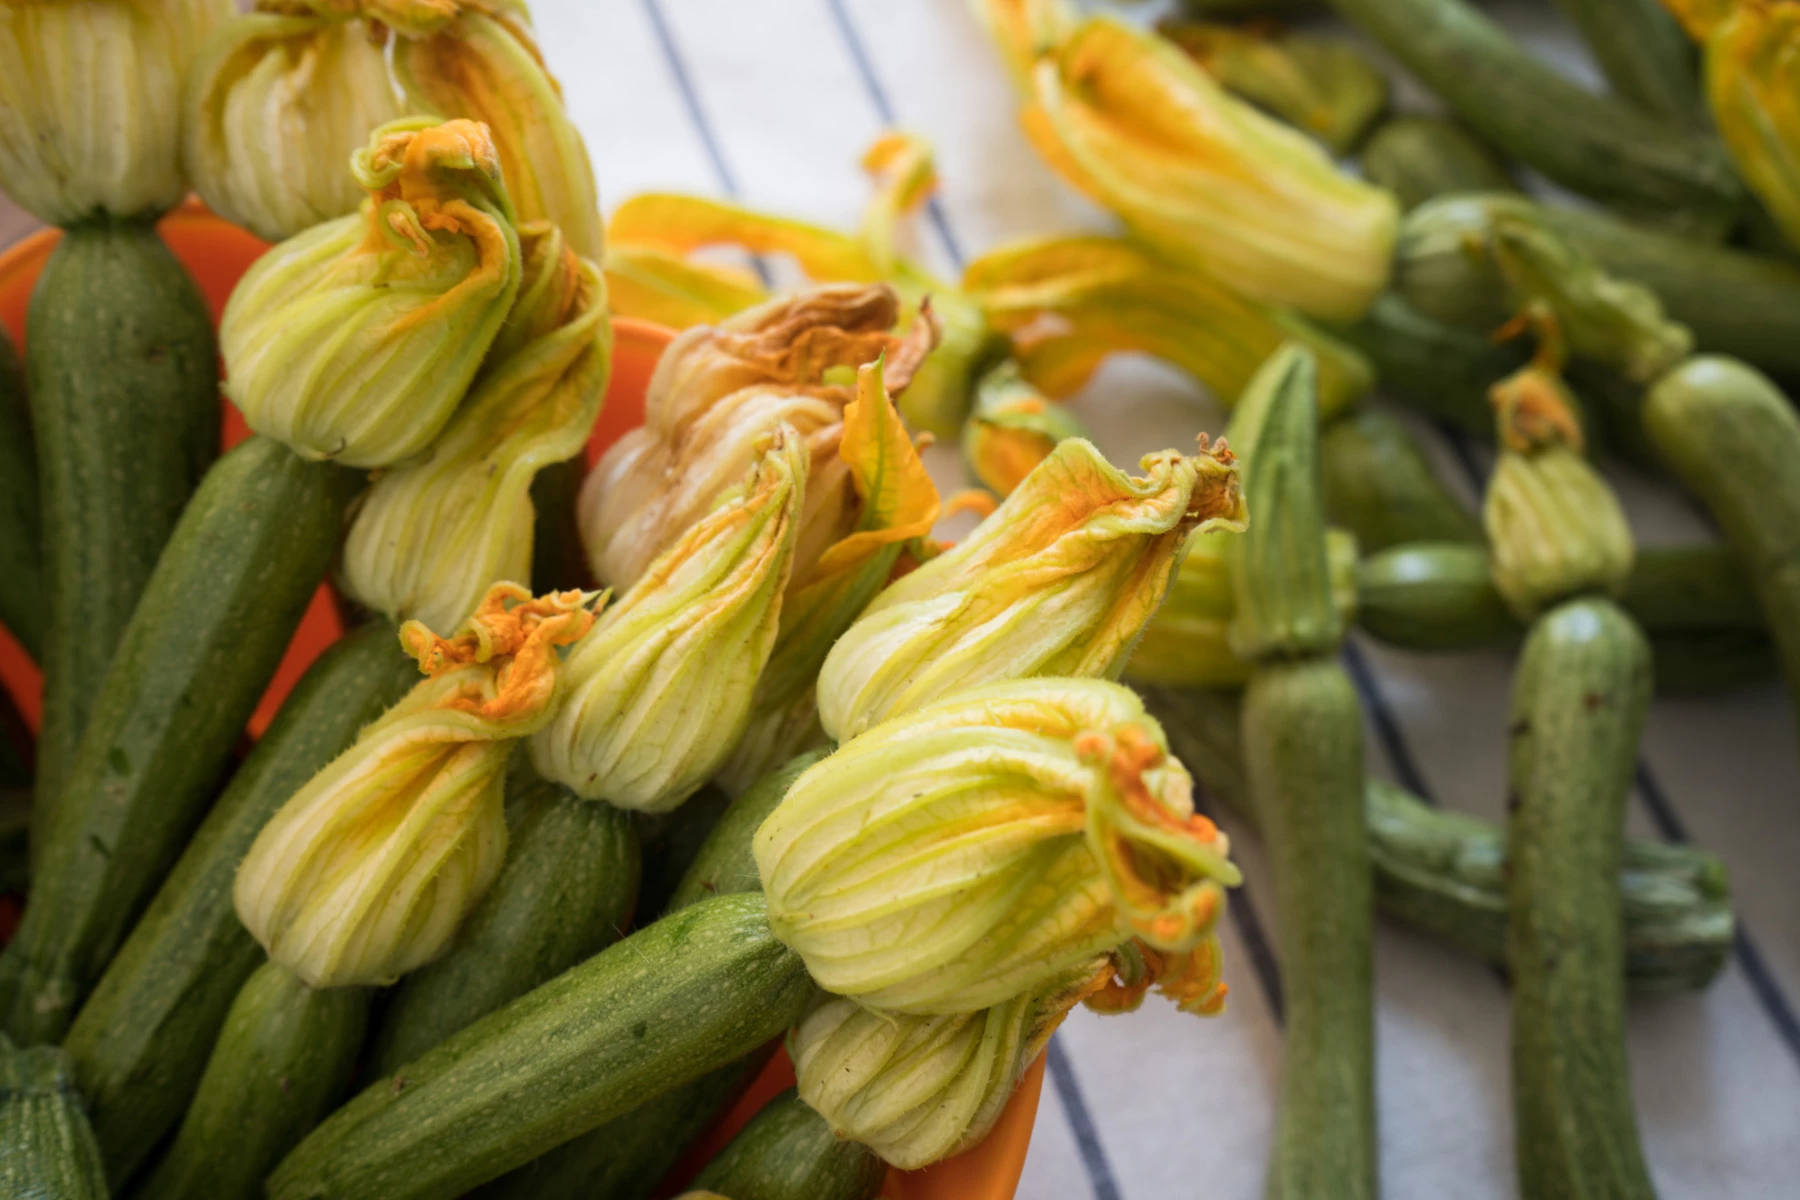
[544,2,1800,1196]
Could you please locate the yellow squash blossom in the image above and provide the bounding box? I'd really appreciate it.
[0,0,231,224]
[220,116,523,468]
[341,222,609,631]
[756,678,1240,1015]
[961,361,1088,497]
[816,435,1245,742]
[234,584,594,988]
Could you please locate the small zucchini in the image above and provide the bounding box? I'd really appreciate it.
[1145,685,1735,994]
[0,436,352,1046]
[0,326,43,661]
[1643,358,1800,744]
[1360,115,1518,212]
[690,1087,886,1200]
[269,893,816,1200]
[1323,0,1739,228]
[27,217,218,854]
[371,774,640,1075]
[61,622,414,1184]
[134,962,368,1200]
[1396,194,1800,377]
[1549,0,1704,129]
[1507,597,1656,1199]
[0,1036,107,1200]
[1334,294,1526,439]
[1320,409,1482,553]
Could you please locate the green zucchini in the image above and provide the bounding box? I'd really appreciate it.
[0,1037,107,1200]
[0,436,350,1046]
[269,893,817,1200]
[1320,409,1482,553]
[1650,629,1777,695]
[530,456,589,595]
[1549,0,1703,129]
[1245,660,1374,1199]
[690,1088,886,1200]
[1145,684,1734,995]
[135,962,368,1200]
[1322,0,1739,229]
[667,749,827,913]
[476,1057,767,1200]
[371,775,640,1075]
[1360,115,1517,213]
[1643,358,1800,744]
[1335,294,1526,439]
[62,621,415,1184]
[28,217,218,856]
[1396,194,1800,377]
[1506,597,1655,1199]
[0,325,42,662]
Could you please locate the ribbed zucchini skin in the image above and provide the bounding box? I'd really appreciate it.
[270,893,817,1200]
[0,1037,107,1200]
[372,776,640,1075]
[135,962,369,1200]
[63,622,415,1184]
[476,1058,765,1200]
[27,218,218,857]
[0,436,350,1046]
[1335,295,1526,439]
[1507,597,1655,1199]
[691,1088,886,1200]
[1397,195,1800,377]
[1644,358,1800,743]
[1146,685,1732,994]
[1323,0,1739,228]
[1360,115,1517,212]
[667,749,827,913]
[0,326,43,661]
[1244,660,1374,1200]
[1320,409,1482,553]
[1549,0,1703,129]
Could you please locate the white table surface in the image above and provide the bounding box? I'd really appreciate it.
[8,1,1795,1196]
[537,2,1800,1196]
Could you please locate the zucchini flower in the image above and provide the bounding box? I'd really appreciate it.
[220,116,523,468]
[183,7,412,242]
[388,0,603,260]
[578,283,915,592]
[234,584,594,988]
[756,678,1241,1014]
[531,429,807,813]
[341,223,609,632]
[1157,19,1390,156]
[962,361,1088,497]
[1485,329,1635,619]
[816,435,1246,743]
[984,11,1398,322]
[1125,526,1359,689]
[0,0,230,225]
[962,234,1373,418]
[1685,3,1800,252]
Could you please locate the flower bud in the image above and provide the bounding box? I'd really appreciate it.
[1485,349,1635,619]
[220,116,523,468]
[962,361,1088,496]
[992,13,1398,321]
[791,965,1109,1170]
[756,678,1241,1014]
[817,436,1245,743]
[1158,19,1389,156]
[962,234,1373,418]
[234,585,594,987]
[341,224,608,632]
[531,430,807,812]
[1126,526,1358,689]
[578,284,909,591]
[0,0,230,224]
[183,10,411,242]
[391,2,603,260]
[1691,5,1800,255]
